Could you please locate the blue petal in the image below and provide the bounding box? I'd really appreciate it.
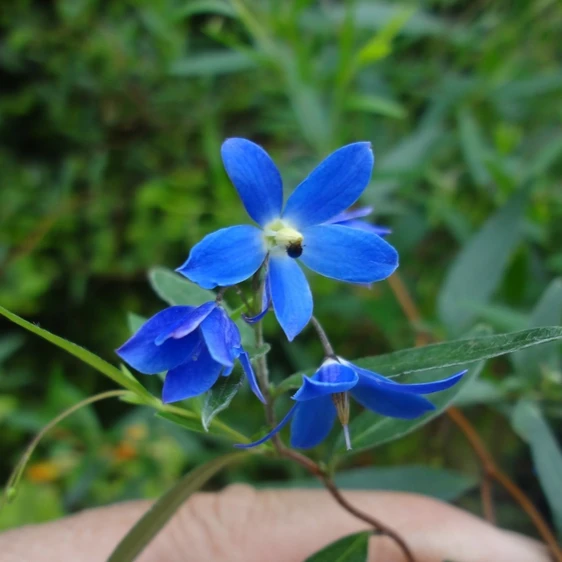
[299,224,398,284]
[290,397,337,449]
[351,378,435,419]
[238,350,266,403]
[351,364,467,395]
[292,361,358,401]
[326,207,391,237]
[162,347,223,403]
[177,225,267,289]
[116,307,200,374]
[339,220,392,237]
[326,206,374,223]
[155,302,216,345]
[200,307,238,366]
[282,142,374,229]
[235,404,297,449]
[268,255,313,341]
[221,138,283,227]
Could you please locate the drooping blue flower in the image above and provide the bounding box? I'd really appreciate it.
[116,302,265,404]
[177,139,399,341]
[236,358,466,450]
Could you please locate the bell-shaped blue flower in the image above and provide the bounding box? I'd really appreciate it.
[177,139,399,341]
[116,302,265,404]
[236,358,466,450]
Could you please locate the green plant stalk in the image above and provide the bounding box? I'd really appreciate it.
[1,389,129,508]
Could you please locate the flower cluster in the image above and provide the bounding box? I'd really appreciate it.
[118,138,465,450]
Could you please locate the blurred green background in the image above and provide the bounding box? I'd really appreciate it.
[1,0,561,540]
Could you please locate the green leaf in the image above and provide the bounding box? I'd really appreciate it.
[201,369,243,431]
[156,411,206,434]
[176,0,235,18]
[302,3,467,42]
[512,279,562,379]
[169,51,256,77]
[512,400,562,538]
[148,266,214,306]
[276,326,562,395]
[305,531,371,562]
[345,94,406,119]
[107,452,247,562]
[264,465,476,502]
[335,360,485,455]
[438,191,527,335]
[457,107,490,187]
[0,305,150,399]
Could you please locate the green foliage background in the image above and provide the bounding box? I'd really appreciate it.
[1,0,561,540]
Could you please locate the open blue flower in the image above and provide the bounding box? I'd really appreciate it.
[236,358,466,450]
[116,302,265,404]
[177,139,399,341]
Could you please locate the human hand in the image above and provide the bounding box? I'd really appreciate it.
[0,485,548,562]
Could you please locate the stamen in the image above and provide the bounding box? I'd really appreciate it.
[332,391,352,449]
[343,424,352,450]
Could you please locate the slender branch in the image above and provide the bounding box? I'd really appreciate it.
[387,271,562,560]
[310,316,335,357]
[448,407,562,561]
[480,470,496,525]
[250,264,279,444]
[276,445,415,562]
[320,475,415,562]
[387,273,432,347]
[252,295,416,559]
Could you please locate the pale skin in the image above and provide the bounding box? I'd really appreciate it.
[0,485,548,562]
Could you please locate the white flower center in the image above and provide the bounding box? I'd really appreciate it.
[263,219,304,256]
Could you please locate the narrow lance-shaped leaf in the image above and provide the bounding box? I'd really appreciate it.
[438,191,526,336]
[512,279,562,379]
[0,305,150,399]
[457,106,490,187]
[511,400,562,539]
[304,531,371,562]
[276,326,562,395]
[107,452,247,562]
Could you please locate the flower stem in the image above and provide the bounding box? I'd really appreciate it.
[2,389,128,508]
[276,445,415,562]
[310,316,335,357]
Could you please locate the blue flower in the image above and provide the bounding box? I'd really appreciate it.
[177,139,399,341]
[116,302,265,404]
[236,358,466,450]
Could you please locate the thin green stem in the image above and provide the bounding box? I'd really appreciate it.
[310,316,335,357]
[2,389,128,508]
